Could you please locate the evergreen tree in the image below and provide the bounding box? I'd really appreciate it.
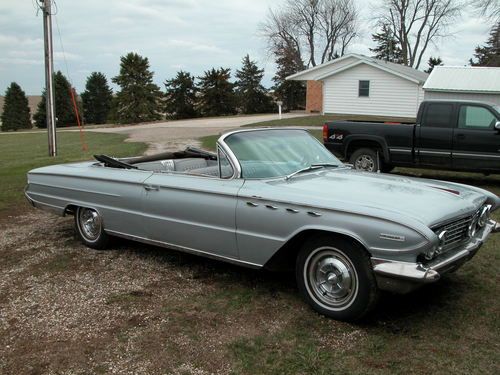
[164,71,198,119]
[1,82,32,131]
[470,22,500,67]
[112,52,163,123]
[424,57,443,73]
[81,72,113,124]
[370,23,403,63]
[272,43,306,111]
[197,68,236,116]
[34,71,78,128]
[235,55,273,114]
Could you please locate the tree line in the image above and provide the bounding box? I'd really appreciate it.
[2,0,499,131]
[1,53,277,131]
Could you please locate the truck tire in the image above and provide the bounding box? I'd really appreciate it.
[349,148,380,172]
[296,235,379,321]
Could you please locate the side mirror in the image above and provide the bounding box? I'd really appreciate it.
[495,121,500,131]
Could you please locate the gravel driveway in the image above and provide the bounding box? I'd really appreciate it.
[91,113,306,154]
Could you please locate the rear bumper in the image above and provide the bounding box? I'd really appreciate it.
[371,219,497,293]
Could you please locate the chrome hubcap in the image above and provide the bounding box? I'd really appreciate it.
[355,155,375,171]
[79,208,101,241]
[305,247,358,309]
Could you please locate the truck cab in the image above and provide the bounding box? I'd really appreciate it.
[324,100,500,174]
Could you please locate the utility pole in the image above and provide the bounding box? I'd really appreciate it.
[41,0,57,156]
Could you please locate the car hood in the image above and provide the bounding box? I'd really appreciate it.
[252,168,497,227]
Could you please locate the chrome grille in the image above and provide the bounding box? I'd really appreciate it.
[435,215,474,248]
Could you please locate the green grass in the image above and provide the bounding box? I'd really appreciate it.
[245,114,415,128]
[0,131,147,212]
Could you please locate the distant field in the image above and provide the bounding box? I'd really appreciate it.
[0,132,147,212]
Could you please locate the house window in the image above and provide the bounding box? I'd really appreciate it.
[358,80,370,97]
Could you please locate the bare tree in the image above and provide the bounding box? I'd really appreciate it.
[472,0,500,21]
[260,0,359,67]
[375,0,463,69]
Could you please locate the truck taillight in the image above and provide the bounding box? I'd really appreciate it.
[323,124,328,142]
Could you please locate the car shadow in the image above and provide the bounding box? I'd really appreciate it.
[111,236,467,326]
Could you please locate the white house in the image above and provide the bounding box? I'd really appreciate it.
[423,66,500,105]
[286,53,428,119]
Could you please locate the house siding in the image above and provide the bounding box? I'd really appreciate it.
[424,91,500,106]
[323,63,423,118]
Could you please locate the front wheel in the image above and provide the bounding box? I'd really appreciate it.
[296,236,379,321]
[75,207,110,249]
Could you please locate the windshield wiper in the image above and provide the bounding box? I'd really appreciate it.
[285,163,339,181]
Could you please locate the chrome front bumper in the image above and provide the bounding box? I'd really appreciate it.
[372,219,498,294]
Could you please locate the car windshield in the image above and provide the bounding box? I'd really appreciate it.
[223,129,343,179]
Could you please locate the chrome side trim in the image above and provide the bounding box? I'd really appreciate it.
[389,148,412,153]
[452,152,500,159]
[105,229,263,269]
[418,150,451,156]
[28,182,121,197]
[24,191,65,215]
[237,194,432,240]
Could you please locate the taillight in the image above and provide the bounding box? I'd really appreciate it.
[322,124,328,142]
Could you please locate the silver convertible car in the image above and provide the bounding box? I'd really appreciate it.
[25,128,499,320]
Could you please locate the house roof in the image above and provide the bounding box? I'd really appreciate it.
[423,66,500,94]
[286,53,428,84]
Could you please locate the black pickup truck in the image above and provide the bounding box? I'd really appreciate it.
[324,100,500,174]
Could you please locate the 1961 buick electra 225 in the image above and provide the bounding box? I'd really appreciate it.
[25,128,500,320]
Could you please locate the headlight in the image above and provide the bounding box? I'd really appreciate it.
[425,230,447,260]
[477,205,491,228]
[468,216,479,238]
[436,230,447,253]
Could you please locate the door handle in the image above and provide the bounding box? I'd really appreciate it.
[246,201,259,207]
[456,133,465,140]
[144,184,159,191]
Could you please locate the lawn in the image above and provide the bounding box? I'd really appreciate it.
[246,113,416,128]
[0,131,147,212]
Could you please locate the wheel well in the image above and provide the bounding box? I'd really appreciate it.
[263,229,368,272]
[346,140,386,162]
[64,204,78,216]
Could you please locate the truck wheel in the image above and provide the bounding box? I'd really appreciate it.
[349,148,379,172]
[75,207,110,249]
[295,235,379,321]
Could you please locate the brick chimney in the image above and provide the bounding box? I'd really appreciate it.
[305,80,323,113]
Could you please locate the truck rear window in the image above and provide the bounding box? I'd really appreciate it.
[424,103,453,128]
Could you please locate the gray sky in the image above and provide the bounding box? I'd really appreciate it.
[0,0,492,95]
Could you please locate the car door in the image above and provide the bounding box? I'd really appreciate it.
[452,104,500,171]
[141,148,243,258]
[415,102,455,168]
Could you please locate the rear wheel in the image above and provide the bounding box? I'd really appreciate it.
[75,207,109,249]
[296,235,379,321]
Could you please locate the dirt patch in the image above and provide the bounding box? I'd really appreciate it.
[0,209,361,374]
